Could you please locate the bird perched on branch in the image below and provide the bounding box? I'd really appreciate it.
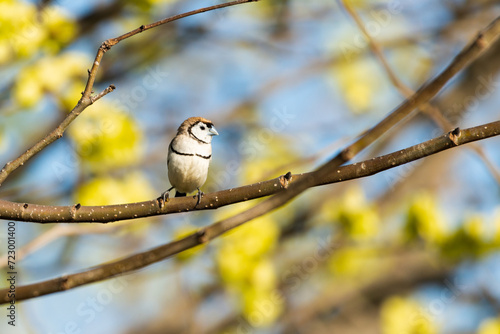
[161,117,219,206]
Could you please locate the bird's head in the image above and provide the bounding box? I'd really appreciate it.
[180,117,219,144]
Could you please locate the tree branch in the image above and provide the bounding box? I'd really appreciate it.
[341,0,500,184]
[342,15,500,159]
[1,120,499,224]
[2,120,499,304]
[0,0,259,187]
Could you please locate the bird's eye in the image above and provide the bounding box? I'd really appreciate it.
[200,126,206,131]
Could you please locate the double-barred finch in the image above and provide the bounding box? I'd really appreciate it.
[161,117,219,205]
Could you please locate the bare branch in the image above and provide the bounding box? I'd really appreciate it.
[90,84,116,104]
[1,120,499,224]
[341,1,500,184]
[1,120,499,304]
[342,16,500,159]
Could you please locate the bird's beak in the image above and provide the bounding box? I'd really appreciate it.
[209,127,219,136]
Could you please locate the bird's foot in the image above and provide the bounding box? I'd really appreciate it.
[194,188,204,207]
[159,187,173,208]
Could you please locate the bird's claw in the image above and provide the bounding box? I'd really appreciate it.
[159,187,173,208]
[195,188,204,207]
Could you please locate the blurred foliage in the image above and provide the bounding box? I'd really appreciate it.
[343,0,373,8]
[0,126,6,154]
[75,171,154,205]
[405,192,449,245]
[332,57,386,113]
[74,171,155,232]
[322,185,380,240]
[215,202,282,327]
[391,45,433,85]
[0,0,75,64]
[128,0,179,11]
[478,318,500,334]
[14,52,88,108]
[405,192,500,260]
[68,101,143,173]
[241,130,299,184]
[329,245,384,279]
[381,296,438,334]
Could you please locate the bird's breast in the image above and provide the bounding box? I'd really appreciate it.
[167,137,212,194]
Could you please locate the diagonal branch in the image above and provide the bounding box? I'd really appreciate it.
[1,120,499,304]
[341,15,500,159]
[0,84,116,186]
[341,0,500,184]
[0,0,260,187]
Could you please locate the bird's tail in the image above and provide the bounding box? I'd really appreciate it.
[175,191,186,197]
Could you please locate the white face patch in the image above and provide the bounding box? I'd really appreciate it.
[190,121,218,143]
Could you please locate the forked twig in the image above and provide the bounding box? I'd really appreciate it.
[0,0,260,187]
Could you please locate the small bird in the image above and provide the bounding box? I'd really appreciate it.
[161,117,219,206]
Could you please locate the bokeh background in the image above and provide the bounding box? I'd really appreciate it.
[1,0,500,333]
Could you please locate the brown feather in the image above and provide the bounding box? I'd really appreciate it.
[177,117,213,135]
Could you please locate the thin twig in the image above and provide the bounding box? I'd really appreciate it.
[90,84,116,104]
[1,120,499,304]
[340,16,500,159]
